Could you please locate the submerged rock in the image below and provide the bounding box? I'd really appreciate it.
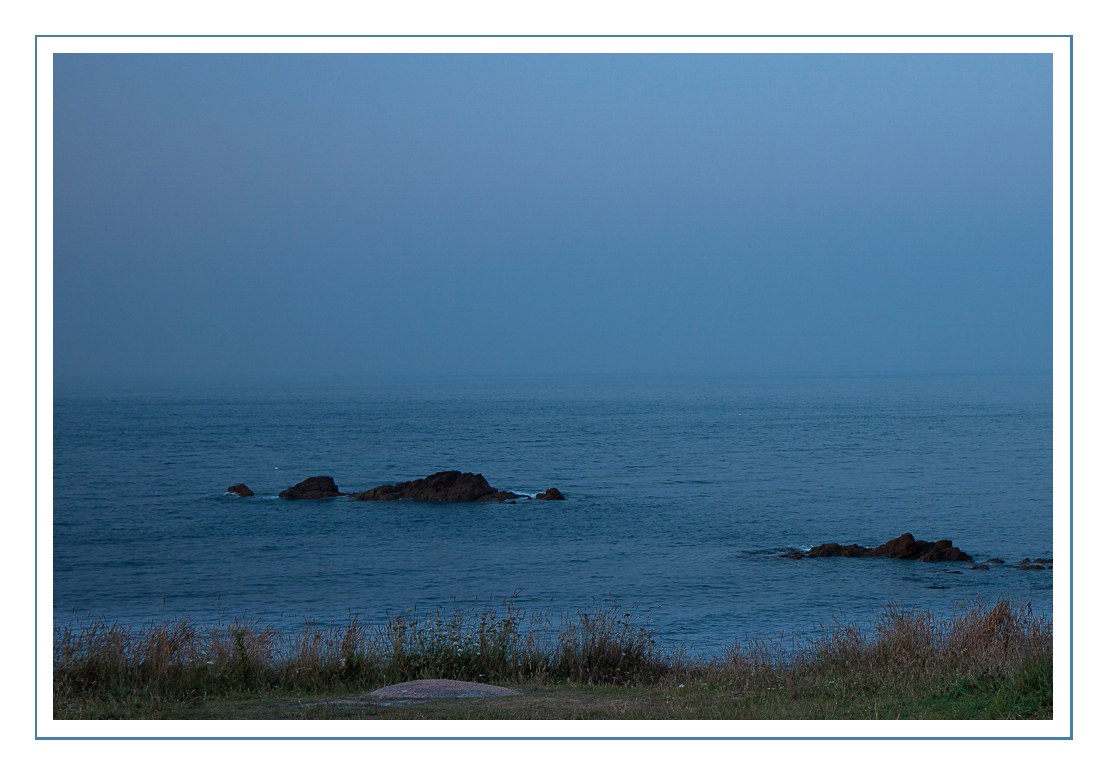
[489,491,529,502]
[535,487,565,501]
[986,558,1005,564]
[227,484,254,497]
[803,533,972,562]
[279,476,341,500]
[780,549,805,560]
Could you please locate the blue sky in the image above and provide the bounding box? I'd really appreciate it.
[52,53,1052,381]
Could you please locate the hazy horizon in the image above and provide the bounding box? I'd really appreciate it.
[53,53,1052,383]
[51,367,1053,393]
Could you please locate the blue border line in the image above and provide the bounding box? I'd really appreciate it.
[34,33,39,741]
[38,736,1069,741]
[34,33,1073,740]
[34,34,1069,38]
[1068,34,1074,741]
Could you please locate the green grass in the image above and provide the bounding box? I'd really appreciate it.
[920,654,1052,719]
[53,597,1052,720]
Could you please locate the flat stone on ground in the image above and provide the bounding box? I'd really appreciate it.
[367,679,524,699]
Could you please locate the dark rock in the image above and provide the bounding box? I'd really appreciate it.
[872,533,924,559]
[803,533,972,562]
[480,491,528,502]
[352,471,497,502]
[807,542,871,558]
[279,476,341,500]
[920,540,974,563]
[986,558,1005,564]
[970,564,990,570]
[227,484,253,497]
[780,549,805,560]
[535,487,566,501]
[1018,564,1046,571]
[350,471,548,503]
[1033,558,1052,564]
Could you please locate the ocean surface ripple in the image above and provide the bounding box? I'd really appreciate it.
[53,373,1053,653]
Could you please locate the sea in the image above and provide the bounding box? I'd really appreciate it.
[52,372,1054,654]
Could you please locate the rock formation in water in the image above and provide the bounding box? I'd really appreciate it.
[265,471,562,503]
[802,532,972,562]
[278,476,342,500]
[535,487,565,501]
[351,470,527,503]
[227,484,254,497]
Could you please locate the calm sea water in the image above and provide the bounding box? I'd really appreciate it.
[52,373,1053,653]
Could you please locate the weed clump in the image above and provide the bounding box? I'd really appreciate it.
[54,600,661,709]
[679,596,1052,718]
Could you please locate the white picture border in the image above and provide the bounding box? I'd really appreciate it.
[34,33,1073,743]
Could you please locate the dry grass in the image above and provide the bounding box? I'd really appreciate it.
[681,597,1052,715]
[53,596,1051,719]
[54,600,664,711]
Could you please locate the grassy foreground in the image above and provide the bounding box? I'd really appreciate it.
[54,597,1051,720]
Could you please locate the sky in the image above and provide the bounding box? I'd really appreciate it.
[52,53,1053,382]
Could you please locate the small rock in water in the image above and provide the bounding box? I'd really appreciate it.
[969,564,990,571]
[986,558,1005,564]
[279,476,341,500]
[227,484,254,497]
[535,487,565,501]
[489,491,528,502]
[802,533,972,562]
[780,549,805,560]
